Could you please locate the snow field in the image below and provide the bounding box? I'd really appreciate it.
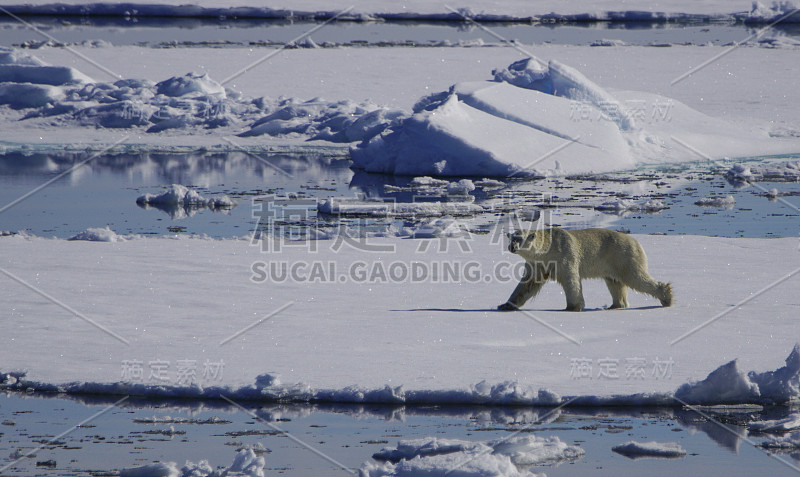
[1,232,798,405]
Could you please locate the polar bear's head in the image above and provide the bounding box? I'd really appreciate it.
[507,230,536,254]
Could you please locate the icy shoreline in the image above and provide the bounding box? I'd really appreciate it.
[2,344,798,407]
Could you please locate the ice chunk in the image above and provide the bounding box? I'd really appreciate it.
[368,435,583,476]
[0,65,92,86]
[749,413,800,433]
[68,226,122,243]
[611,441,687,459]
[694,195,736,208]
[155,72,225,99]
[0,83,64,108]
[674,359,760,404]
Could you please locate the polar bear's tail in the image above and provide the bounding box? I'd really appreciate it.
[657,282,673,307]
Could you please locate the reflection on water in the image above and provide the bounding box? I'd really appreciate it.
[2,390,798,476]
[0,151,798,239]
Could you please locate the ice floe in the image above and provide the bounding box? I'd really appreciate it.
[136,184,236,219]
[121,449,264,477]
[611,441,687,459]
[364,435,584,476]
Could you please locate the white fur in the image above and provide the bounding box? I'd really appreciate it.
[499,228,673,311]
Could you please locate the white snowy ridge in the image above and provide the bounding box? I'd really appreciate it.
[2,345,799,406]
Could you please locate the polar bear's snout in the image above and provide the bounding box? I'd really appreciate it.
[506,231,530,254]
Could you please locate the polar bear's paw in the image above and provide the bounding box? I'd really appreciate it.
[497,302,519,311]
[658,282,673,307]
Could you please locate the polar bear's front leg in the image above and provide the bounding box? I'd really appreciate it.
[498,263,544,311]
[559,270,585,312]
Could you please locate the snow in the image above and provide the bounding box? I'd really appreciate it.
[611,441,687,459]
[364,435,583,476]
[1,233,799,406]
[135,184,236,219]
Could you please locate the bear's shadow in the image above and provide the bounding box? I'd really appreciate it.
[395,305,662,313]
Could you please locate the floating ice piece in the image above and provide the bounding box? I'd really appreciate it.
[611,441,687,459]
[367,435,584,476]
[121,449,264,477]
[474,178,506,189]
[318,198,482,217]
[595,199,666,213]
[68,226,122,243]
[136,184,236,219]
[759,430,800,449]
[446,178,476,195]
[136,184,236,208]
[410,176,450,188]
[694,195,736,208]
[749,414,800,433]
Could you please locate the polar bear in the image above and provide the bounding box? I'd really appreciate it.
[498,227,673,311]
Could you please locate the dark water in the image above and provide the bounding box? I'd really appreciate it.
[1,392,798,476]
[0,151,798,239]
[2,18,799,49]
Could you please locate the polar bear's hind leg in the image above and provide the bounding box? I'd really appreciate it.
[605,278,629,309]
[623,269,673,308]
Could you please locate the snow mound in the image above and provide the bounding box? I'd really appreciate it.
[121,449,264,477]
[156,73,225,99]
[694,195,736,208]
[238,98,404,143]
[68,226,122,242]
[675,344,800,404]
[365,435,584,476]
[611,441,686,459]
[0,48,91,109]
[352,57,791,177]
[749,413,800,433]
